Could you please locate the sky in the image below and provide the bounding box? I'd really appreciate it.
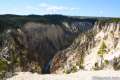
[0,0,120,17]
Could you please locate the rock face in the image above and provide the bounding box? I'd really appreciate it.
[2,23,67,73]
[20,21,93,73]
[0,20,94,75]
[0,15,120,79]
[84,22,120,71]
[50,30,94,73]
[50,22,120,73]
[19,22,92,73]
[20,23,66,73]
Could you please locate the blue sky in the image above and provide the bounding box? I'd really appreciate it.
[0,0,120,17]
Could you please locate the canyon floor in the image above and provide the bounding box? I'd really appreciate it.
[7,70,120,80]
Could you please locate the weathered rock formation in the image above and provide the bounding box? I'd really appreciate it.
[0,20,94,75]
[50,22,120,73]
[0,15,120,80]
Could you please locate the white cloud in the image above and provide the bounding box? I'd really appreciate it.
[0,3,80,15]
[25,3,80,14]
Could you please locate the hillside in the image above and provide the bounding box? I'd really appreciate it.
[0,14,120,79]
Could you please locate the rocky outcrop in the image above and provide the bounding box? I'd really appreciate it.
[84,22,120,71]
[0,20,94,76]
[0,15,120,79]
[50,22,120,73]
[20,23,66,73]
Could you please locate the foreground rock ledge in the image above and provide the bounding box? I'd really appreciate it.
[7,71,120,80]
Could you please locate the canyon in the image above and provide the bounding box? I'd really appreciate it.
[0,15,120,79]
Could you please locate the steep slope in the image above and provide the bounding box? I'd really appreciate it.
[84,22,120,70]
[50,22,120,73]
[0,15,120,79]
[0,15,95,79]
